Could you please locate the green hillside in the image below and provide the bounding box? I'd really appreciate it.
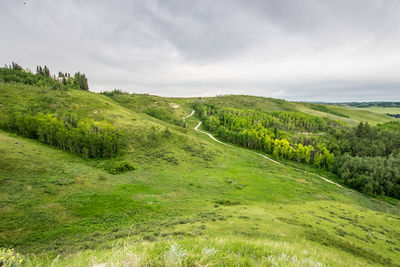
[1,72,400,266]
[357,106,400,114]
[327,102,400,121]
[102,90,193,127]
[339,104,400,118]
[188,95,394,126]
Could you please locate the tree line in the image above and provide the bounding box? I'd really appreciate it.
[0,62,89,91]
[386,113,400,119]
[0,111,126,159]
[322,121,400,157]
[345,102,400,108]
[334,154,400,198]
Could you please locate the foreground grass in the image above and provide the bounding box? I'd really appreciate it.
[25,236,379,266]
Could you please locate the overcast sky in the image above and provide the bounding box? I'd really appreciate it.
[1,0,400,101]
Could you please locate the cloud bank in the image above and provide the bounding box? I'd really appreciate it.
[1,0,400,101]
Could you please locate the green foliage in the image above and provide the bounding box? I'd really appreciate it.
[377,121,400,133]
[271,110,344,131]
[152,149,179,165]
[322,121,400,157]
[100,89,126,96]
[193,101,336,168]
[334,154,400,198]
[0,63,89,91]
[98,160,135,174]
[311,121,400,198]
[73,72,89,91]
[0,111,126,158]
[215,200,240,206]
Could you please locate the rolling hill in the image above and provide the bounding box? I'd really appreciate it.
[1,80,400,266]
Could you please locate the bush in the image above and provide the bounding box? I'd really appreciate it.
[101,89,126,96]
[215,200,240,206]
[98,160,135,174]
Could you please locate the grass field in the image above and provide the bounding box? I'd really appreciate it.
[1,85,400,266]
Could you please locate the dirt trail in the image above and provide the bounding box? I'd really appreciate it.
[195,121,233,147]
[183,110,195,120]
[190,111,342,188]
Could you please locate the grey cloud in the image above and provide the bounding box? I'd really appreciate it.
[1,0,399,101]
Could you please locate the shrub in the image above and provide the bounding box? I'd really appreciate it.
[98,160,135,175]
[101,89,126,96]
[215,200,240,206]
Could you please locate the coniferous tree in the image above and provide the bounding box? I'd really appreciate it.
[43,66,50,77]
[73,72,89,91]
[11,62,22,70]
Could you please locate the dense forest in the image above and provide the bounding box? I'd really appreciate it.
[194,101,400,199]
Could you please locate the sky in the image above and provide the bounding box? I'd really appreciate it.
[1,0,400,102]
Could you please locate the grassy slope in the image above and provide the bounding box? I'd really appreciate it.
[1,87,400,266]
[351,106,400,115]
[107,93,193,123]
[296,103,395,126]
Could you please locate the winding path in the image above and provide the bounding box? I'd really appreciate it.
[183,110,195,120]
[189,110,342,188]
[194,121,233,147]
